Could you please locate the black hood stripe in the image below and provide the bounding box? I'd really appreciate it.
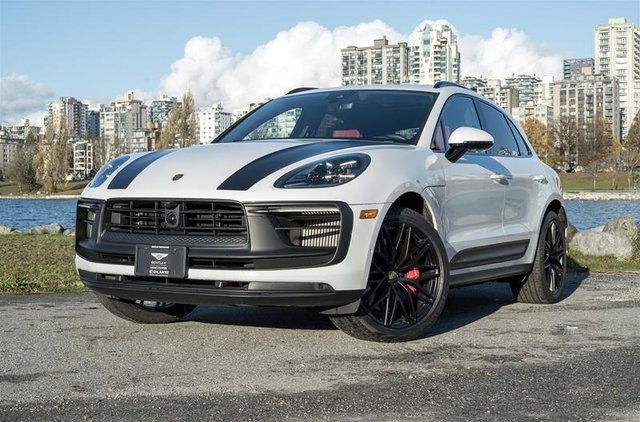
[217,141,372,191]
[108,149,177,189]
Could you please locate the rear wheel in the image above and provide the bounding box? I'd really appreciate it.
[330,207,449,342]
[96,294,196,324]
[510,210,566,304]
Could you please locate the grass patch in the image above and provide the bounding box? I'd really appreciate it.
[560,172,634,192]
[0,181,88,196]
[568,250,640,273]
[0,234,84,293]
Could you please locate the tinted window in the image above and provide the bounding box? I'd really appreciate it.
[219,90,438,145]
[477,102,520,156]
[437,96,481,146]
[507,119,531,156]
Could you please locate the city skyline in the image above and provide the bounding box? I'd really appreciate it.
[0,0,638,126]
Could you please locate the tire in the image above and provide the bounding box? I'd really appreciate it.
[330,207,449,342]
[510,210,566,304]
[96,294,196,324]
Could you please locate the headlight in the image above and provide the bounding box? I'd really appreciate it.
[275,153,370,188]
[88,155,130,188]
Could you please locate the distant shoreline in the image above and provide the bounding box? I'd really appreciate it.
[0,195,80,200]
[563,191,640,201]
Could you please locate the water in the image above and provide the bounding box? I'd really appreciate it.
[0,199,78,230]
[564,200,640,231]
[0,198,638,231]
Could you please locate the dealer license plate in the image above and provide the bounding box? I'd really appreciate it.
[134,245,187,278]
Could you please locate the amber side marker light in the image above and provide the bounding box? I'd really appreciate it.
[359,209,379,219]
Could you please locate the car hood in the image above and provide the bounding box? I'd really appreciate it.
[82,139,402,200]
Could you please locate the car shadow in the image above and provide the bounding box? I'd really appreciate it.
[183,272,590,336]
[184,305,336,330]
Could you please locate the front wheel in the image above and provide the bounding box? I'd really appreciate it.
[330,207,449,342]
[510,210,566,304]
[96,294,196,324]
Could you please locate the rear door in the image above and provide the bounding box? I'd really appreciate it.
[474,100,542,242]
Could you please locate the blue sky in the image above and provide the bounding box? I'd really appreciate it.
[1,0,638,125]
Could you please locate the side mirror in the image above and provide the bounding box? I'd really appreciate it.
[445,127,494,163]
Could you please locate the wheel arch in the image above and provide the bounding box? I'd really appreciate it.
[391,191,436,227]
[544,197,567,227]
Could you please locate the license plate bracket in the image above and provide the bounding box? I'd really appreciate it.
[134,245,187,278]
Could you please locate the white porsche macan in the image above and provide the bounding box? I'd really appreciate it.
[76,83,567,342]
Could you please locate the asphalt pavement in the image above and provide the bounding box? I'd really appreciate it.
[1,272,639,421]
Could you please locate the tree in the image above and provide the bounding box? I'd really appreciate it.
[550,116,580,171]
[34,119,71,193]
[7,131,38,193]
[157,100,180,149]
[521,118,556,166]
[624,111,640,189]
[578,115,616,190]
[179,90,197,148]
[93,136,110,170]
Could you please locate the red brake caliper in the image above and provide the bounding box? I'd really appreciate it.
[404,267,420,292]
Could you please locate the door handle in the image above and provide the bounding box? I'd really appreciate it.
[490,174,512,181]
[533,175,548,184]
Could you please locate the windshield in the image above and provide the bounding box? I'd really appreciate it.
[217,90,438,145]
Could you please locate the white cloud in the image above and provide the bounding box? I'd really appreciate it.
[459,28,563,79]
[0,73,54,126]
[159,20,404,110]
[160,20,563,111]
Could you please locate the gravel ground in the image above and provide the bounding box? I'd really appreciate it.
[0,273,639,421]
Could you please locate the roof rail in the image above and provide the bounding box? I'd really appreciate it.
[433,81,470,90]
[286,87,317,95]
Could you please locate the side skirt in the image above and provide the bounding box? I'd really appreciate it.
[449,264,532,287]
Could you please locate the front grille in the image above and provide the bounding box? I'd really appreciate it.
[105,200,247,239]
[271,209,342,248]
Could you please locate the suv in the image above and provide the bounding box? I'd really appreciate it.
[76,83,566,342]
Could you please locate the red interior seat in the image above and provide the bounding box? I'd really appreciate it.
[332,129,363,138]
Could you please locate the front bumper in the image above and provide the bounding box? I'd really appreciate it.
[78,269,362,309]
[75,199,385,307]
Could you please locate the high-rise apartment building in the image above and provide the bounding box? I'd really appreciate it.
[47,97,88,138]
[411,23,460,84]
[476,79,519,113]
[148,95,180,126]
[505,74,542,107]
[0,128,20,174]
[460,76,487,90]
[595,17,640,138]
[341,37,411,86]
[563,58,595,79]
[72,141,94,177]
[512,104,554,127]
[99,91,147,157]
[87,110,100,140]
[196,103,232,144]
[551,74,620,140]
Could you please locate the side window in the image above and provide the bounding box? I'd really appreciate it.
[477,102,520,157]
[436,96,481,148]
[507,119,532,156]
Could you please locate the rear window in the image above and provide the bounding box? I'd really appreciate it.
[218,90,438,145]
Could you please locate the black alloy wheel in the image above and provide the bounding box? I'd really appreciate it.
[544,218,565,294]
[330,207,449,342]
[511,210,566,304]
